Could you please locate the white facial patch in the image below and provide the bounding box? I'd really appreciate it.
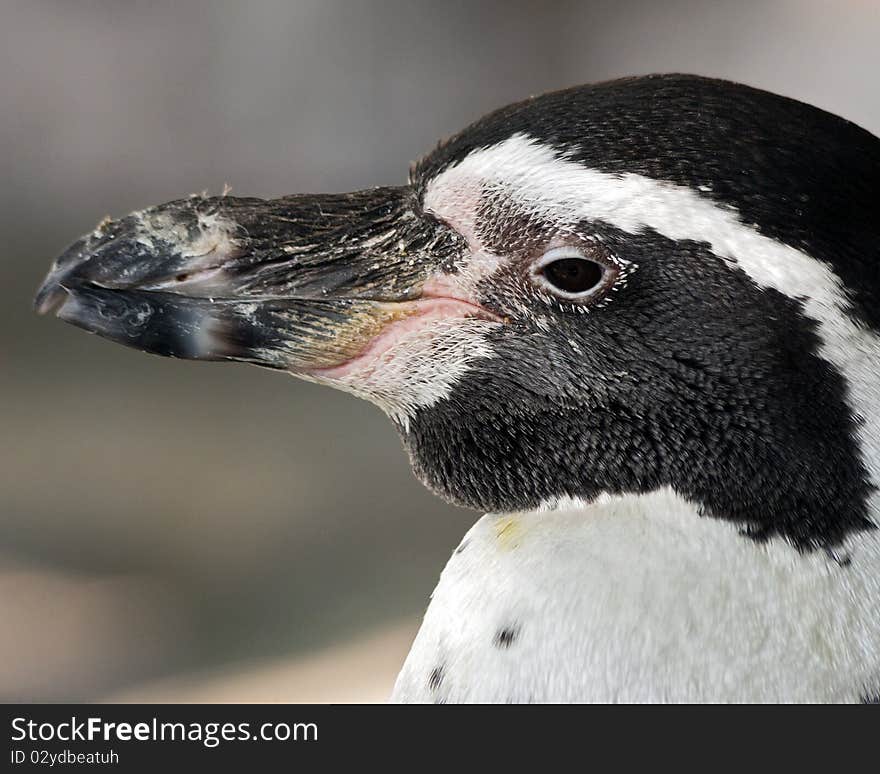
[423,133,880,513]
[305,316,499,430]
[422,168,508,302]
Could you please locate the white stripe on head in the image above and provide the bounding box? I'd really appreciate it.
[423,133,880,504]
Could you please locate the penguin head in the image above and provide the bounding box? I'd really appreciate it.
[36,75,880,549]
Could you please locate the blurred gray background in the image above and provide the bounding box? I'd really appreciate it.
[2,0,879,701]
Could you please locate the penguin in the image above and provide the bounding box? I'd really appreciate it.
[35,74,880,702]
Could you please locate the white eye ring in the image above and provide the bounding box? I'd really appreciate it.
[531,246,610,300]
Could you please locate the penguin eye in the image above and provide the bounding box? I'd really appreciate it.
[532,247,610,300]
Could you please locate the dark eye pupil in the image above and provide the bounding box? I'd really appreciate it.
[543,258,604,294]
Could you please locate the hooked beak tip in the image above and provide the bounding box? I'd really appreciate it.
[34,277,71,316]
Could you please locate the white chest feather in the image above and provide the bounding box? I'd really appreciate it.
[391,489,880,703]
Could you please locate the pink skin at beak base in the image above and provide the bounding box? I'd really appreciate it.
[307,289,502,380]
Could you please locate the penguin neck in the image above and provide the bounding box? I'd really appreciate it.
[403,403,875,550]
[392,487,880,702]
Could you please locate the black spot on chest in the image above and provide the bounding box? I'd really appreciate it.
[428,665,444,692]
[494,626,520,648]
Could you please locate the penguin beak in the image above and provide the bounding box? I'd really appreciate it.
[34,188,484,373]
